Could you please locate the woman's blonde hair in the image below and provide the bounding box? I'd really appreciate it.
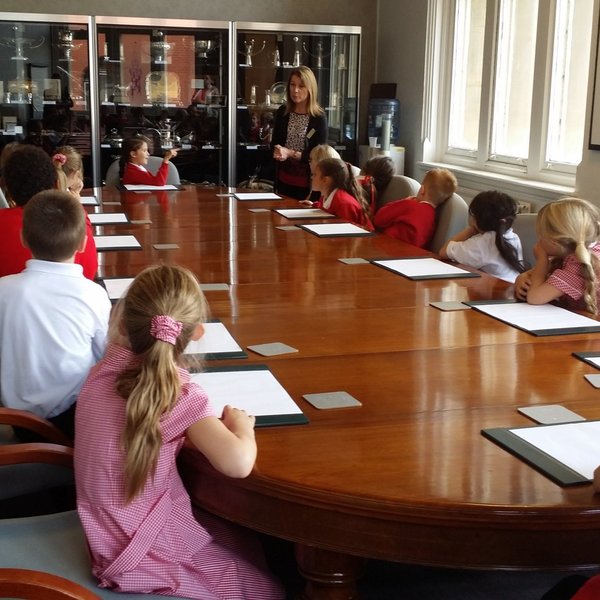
[52,145,83,192]
[116,264,208,501]
[285,65,324,117]
[537,197,600,314]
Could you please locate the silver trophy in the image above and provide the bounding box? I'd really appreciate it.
[240,39,265,68]
[303,40,330,70]
[57,29,81,63]
[0,24,44,61]
[151,30,172,64]
[195,39,217,59]
[292,37,301,68]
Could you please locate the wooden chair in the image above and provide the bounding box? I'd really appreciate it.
[0,408,74,517]
[0,568,100,599]
[0,444,187,599]
[104,157,181,187]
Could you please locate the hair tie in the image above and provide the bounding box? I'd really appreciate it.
[52,153,67,166]
[150,315,183,345]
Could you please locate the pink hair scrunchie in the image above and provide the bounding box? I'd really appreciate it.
[52,153,67,166]
[150,315,183,345]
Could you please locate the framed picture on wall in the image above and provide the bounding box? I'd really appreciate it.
[589,32,600,149]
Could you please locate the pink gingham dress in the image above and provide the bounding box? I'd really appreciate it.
[74,344,283,599]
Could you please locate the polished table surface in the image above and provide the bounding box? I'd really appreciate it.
[93,186,600,598]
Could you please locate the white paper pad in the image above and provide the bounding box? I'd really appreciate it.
[584,356,600,368]
[185,322,243,356]
[511,421,600,480]
[103,277,134,300]
[191,368,303,418]
[94,235,141,251]
[275,208,335,219]
[471,302,600,334]
[124,184,178,191]
[234,192,281,200]
[374,258,474,279]
[88,212,128,225]
[80,196,99,205]
[301,223,373,237]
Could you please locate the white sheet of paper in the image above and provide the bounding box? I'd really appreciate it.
[191,368,302,417]
[581,355,600,369]
[103,277,134,300]
[123,184,178,191]
[94,235,141,250]
[275,208,335,219]
[184,322,242,355]
[302,223,371,236]
[88,213,128,225]
[473,302,600,333]
[511,421,600,480]
[234,192,281,200]
[374,258,472,277]
[80,196,98,205]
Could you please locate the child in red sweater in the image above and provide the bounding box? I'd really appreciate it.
[305,157,373,230]
[120,135,178,186]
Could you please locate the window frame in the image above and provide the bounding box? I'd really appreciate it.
[425,0,593,188]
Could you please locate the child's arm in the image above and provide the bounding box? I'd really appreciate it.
[163,149,178,163]
[438,225,478,259]
[186,405,257,478]
[523,242,563,305]
[514,270,532,301]
[594,465,600,493]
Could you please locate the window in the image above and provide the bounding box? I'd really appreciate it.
[428,0,594,184]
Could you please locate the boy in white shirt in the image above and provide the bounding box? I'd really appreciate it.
[0,190,111,440]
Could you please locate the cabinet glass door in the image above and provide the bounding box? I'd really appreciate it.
[96,18,229,186]
[0,15,92,184]
[234,24,360,188]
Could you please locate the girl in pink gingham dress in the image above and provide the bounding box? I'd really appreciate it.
[74,265,283,599]
[514,197,600,315]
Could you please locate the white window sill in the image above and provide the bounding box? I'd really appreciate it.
[416,161,574,212]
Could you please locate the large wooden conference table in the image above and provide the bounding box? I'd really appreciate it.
[95,185,600,599]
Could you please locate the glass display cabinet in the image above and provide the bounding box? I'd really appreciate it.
[233,22,360,187]
[0,14,93,184]
[94,17,230,186]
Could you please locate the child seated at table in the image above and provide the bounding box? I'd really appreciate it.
[373,167,457,248]
[439,190,524,283]
[360,155,395,214]
[0,190,111,439]
[514,197,600,314]
[52,145,84,198]
[119,135,178,186]
[307,157,373,230]
[74,264,283,599]
[0,144,97,280]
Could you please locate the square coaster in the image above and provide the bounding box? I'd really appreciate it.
[430,301,471,311]
[247,342,298,356]
[338,257,369,265]
[276,225,300,231]
[303,391,362,409]
[130,219,152,225]
[200,283,230,291]
[584,374,600,388]
[153,243,180,250]
[248,208,270,213]
[216,193,234,197]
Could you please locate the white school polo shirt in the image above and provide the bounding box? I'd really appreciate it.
[0,259,111,418]
[446,229,523,283]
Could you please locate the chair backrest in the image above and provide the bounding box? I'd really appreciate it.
[0,568,100,599]
[428,192,469,254]
[376,175,421,211]
[512,212,538,270]
[104,157,181,187]
[0,444,183,599]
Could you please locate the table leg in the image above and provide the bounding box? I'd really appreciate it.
[295,544,366,600]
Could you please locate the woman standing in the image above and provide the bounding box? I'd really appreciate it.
[272,66,327,199]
